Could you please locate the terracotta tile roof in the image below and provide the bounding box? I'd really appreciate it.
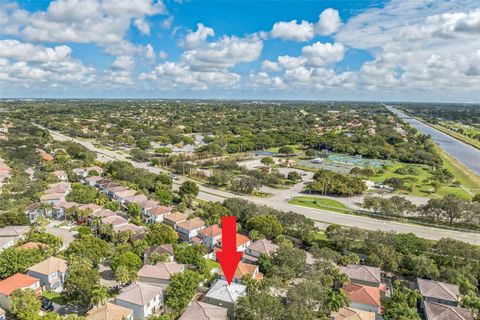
[92,209,116,219]
[423,301,473,320]
[164,212,188,223]
[138,262,185,280]
[217,262,263,281]
[177,217,205,231]
[179,301,228,320]
[27,202,42,212]
[218,234,250,247]
[247,239,279,255]
[16,242,49,251]
[146,206,172,216]
[342,282,381,309]
[86,302,133,320]
[330,307,376,320]
[339,265,382,285]
[416,279,461,302]
[124,194,148,204]
[198,224,222,238]
[28,256,67,275]
[116,282,163,306]
[0,273,40,296]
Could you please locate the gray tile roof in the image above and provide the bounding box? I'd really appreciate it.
[204,280,246,304]
[424,301,473,320]
[417,279,461,302]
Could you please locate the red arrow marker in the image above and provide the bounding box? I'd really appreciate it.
[217,216,242,285]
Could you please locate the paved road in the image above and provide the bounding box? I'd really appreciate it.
[43,126,480,244]
[387,105,480,175]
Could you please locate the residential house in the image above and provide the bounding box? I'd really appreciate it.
[114,189,137,204]
[342,282,382,315]
[340,264,391,299]
[198,224,222,250]
[86,302,134,320]
[0,237,15,252]
[217,262,263,284]
[52,202,78,220]
[143,244,175,263]
[143,206,171,224]
[179,301,228,320]
[0,226,28,239]
[102,215,128,229]
[115,224,145,234]
[79,203,103,214]
[217,234,251,253]
[87,166,104,176]
[203,280,247,318]
[40,192,66,205]
[0,273,42,310]
[176,217,206,241]
[115,282,164,320]
[85,176,103,186]
[415,278,461,307]
[139,199,160,215]
[243,239,279,264]
[27,256,68,291]
[163,212,188,229]
[137,262,185,287]
[423,301,473,320]
[52,170,68,181]
[91,209,117,219]
[39,149,54,161]
[72,168,88,179]
[26,202,44,223]
[124,195,149,207]
[330,307,375,320]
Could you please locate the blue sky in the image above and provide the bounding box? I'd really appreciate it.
[0,0,480,102]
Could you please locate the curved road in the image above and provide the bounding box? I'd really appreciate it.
[43,126,480,244]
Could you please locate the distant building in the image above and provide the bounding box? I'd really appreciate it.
[342,282,382,315]
[217,262,263,284]
[243,239,279,264]
[198,224,222,250]
[176,217,206,241]
[163,212,188,229]
[143,244,175,263]
[143,206,171,224]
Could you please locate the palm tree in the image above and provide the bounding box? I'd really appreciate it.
[90,285,109,308]
[326,290,349,312]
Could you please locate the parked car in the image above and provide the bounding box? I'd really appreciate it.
[41,297,54,312]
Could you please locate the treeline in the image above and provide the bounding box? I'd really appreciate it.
[305,169,367,196]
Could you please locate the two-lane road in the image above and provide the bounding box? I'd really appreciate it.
[44,127,480,244]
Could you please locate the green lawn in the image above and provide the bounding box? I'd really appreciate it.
[43,291,67,305]
[370,160,473,199]
[289,196,351,213]
[206,259,220,272]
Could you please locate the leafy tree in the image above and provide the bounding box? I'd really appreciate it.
[402,254,439,278]
[246,214,283,239]
[148,253,170,265]
[174,243,208,274]
[0,247,46,278]
[104,201,120,212]
[287,171,301,182]
[271,242,307,280]
[165,270,202,312]
[383,282,421,320]
[11,288,41,320]
[90,285,110,308]
[179,181,199,198]
[146,224,178,246]
[66,183,103,204]
[278,146,295,157]
[110,252,143,272]
[64,260,101,307]
[66,236,109,264]
[236,291,286,320]
[127,202,142,219]
[155,184,173,205]
[261,157,275,167]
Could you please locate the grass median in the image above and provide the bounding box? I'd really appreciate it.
[289,196,352,213]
